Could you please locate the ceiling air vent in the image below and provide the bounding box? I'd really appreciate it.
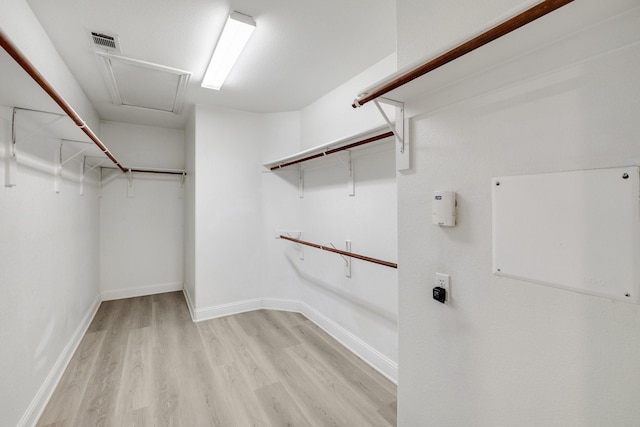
[90,31,121,53]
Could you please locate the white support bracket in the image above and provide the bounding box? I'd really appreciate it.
[373,97,409,171]
[54,141,62,193]
[328,241,352,278]
[178,171,186,200]
[5,108,17,187]
[81,156,105,196]
[336,151,355,196]
[13,107,67,145]
[277,231,304,260]
[98,165,120,198]
[55,141,90,194]
[298,165,304,199]
[127,169,135,198]
[345,240,352,278]
[61,146,90,167]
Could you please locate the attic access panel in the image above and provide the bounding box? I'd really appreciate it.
[492,166,640,303]
[96,52,190,114]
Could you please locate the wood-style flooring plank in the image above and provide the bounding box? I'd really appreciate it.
[37,292,397,427]
[378,400,398,426]
[209,316,279,391]
[289,320,396,408]
[298,319,397,398]
[114,326,153,415]
[286,342,394,426]
[256,382,312,427]
[243,321,368,426]
[37,330,105,426]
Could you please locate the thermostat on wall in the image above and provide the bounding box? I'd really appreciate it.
[432,191,456,226]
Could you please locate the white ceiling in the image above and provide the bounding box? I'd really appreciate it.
[25,0,396,129]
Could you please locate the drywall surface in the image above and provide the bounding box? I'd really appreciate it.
[190,59,400,374]
[184,109,196,306]
[265,61,401,376]
[260,112,304,303]
[99,121,184,299]
[396,0,538,69]
[396,0,640,425]
[193,105,265,310]
[298,142,398,370]
[99,121,185,170]
[0,0,100,130]
[300,53,397,150]
[0,107,100,427]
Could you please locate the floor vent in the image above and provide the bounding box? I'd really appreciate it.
[90,31,121,53]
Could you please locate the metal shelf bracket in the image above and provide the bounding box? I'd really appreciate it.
[336,151,355,196]
[278,231,304,260]
[298,165,304,199]
[5,108,18,188]
[55,140,91,193]
[127,169,135,198]
[373,97,409,171]
[81,156,105,196]
[328,241,352,278]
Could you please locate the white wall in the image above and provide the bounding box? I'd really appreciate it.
[0,3,104,424]
[300,53,397,149]
[0,107,100,427]
[396,0,640,425]
[191,105,265,315]
[99,121,184,300]
[260,111,303,305]
[261,59,400,379]
[191,66,401,380]
[184,108,196,306]
[0,0,100,131]
[296,142,398,372]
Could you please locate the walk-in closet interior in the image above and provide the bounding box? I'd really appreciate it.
[2,0,640,426]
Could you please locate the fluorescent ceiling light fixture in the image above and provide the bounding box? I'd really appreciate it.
[202,11,256,90]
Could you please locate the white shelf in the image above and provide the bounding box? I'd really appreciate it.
[355,0,640,118]
[263,124,393,170]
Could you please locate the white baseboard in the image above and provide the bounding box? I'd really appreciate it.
[182,284,196,321]
[261,297,302,313]
[189,297,263,322]
[191,297,398,383]
[19,294,101,427]
[299,302,398,384]
[101,281,183,301]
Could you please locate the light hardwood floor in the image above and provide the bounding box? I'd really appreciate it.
[37,292,397,426]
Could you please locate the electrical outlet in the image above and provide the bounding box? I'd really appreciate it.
[434,273,450,301]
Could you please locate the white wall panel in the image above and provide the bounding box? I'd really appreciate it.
[396,1,640,424]
[0,107,100,427]
[99,121,184,299]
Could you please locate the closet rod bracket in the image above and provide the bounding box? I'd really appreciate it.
[328,241,352,277]
[277,231,304,260]
[373,98,409,171]
[298,165,304,199]
[81,156,106,196]
[127,169,135,198]
[335,151,355,196]
[5,107,18,187]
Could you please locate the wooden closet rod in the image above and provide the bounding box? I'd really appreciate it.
[352,0,574,108]
[102,166,186,175]
[280,235,398,269]
[270,131,394,170]
[0,29,182,176]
